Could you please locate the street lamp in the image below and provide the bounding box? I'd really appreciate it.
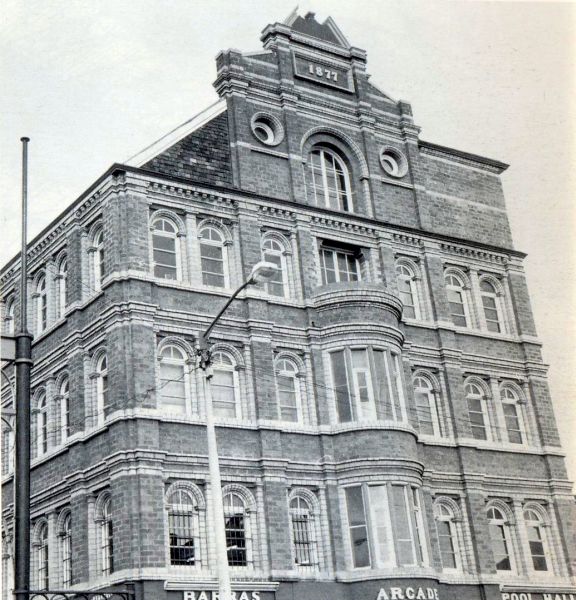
[196,261,278,600]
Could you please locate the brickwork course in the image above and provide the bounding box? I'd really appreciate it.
[1,10,575,600]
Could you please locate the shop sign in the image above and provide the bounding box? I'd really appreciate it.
[183,593,261,600]
[501,593,576,600]
[376,587,439,600]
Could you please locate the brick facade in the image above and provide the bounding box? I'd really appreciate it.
[1,11,575,600]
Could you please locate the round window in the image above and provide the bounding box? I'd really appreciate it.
[250,113,284,146]
[379,146,408,178]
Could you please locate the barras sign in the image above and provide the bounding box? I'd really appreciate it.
[183,593,260,600]
[376,587,439,600]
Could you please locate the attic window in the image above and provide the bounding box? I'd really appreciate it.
[251,113,284,146]
[379,146,408,178]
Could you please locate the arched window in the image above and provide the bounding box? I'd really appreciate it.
[523,508,550,572]
[59,512,72,587]
[92,227,105,292]
[211,351,240,419]
[434,501,462,571]
[275,358,301,423]
[99,496,114,575]
[59,378,70,442]
[36,391,48,456]
[465,381,490,441]
[480,279,503,333]
[261,238,288,298]
[413,375,441,437]
[3,297,15,335]
[223,490,252,568]
[35,274,47,334]
[95,353,108,423]
[159,345,190,415]
[396,263,420,319]
[199,225,228,288]
[500,386,525,445]
[167,488,200,566]
[309,146,352,212]
[34,521,49,589]
[151,217,181,280]
[289,494,319,570]
[56,258,68,319]
[444,272,470,327]
[487,505,514,572]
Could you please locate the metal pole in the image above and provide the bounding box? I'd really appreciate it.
[201,361,232,600]
[14,137,33,600]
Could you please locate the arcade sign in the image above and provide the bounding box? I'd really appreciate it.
[183,593,260,600]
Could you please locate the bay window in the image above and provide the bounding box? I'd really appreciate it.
[329,347,406,423]
[345,483,428,569]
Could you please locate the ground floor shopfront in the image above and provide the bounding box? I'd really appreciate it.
[122,578,576,600]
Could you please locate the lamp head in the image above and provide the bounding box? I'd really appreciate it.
[249,261,279,284]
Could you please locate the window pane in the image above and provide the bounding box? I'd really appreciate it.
[373,350,392,420]
[437,521,456,569]
[467,397,487,440]
[169,508,196,565]
[369,485,392,566]
[331,351,352,422]
[415,389,434,435]
[153,234,176,251]
[153,248,177,267]
[489,524,511,571]
[345,487,370,568]
[390,486,415,566]
[212,370,237,418]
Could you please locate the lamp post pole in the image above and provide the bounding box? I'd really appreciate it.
[197,262,277,600]
[14,137,33,600]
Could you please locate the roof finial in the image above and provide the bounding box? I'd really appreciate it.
[283,6,299,26]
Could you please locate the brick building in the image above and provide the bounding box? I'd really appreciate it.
[1,11,575,600]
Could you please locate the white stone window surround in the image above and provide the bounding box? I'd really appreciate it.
[273,352,307,425]
[53,250,68,321]
[31,270,48,336]
[432,497,466,573]
[411,369,444,439]
[31,518,50,589]
[156,337,197,417]
[496,381,530,447]
[88,347,108,427]
[87,221,105,294]
[324,341,409,426]
[340,480,431,572]
[477,272,513,335]
[56,509,72,587]
[196,218,235,290]
[443,266,475,329]
[221,483,259,572]
[163,481,207,570]
[486,499,521,576]
[393,254,433,322]
[32,387,49,458]
[463,375,495,443]
[287,487,325,574]
[54,373,70,446]
[260,230,295,299]
[431,492,476,576]
[92,491,114,578]
[149,210,187,283]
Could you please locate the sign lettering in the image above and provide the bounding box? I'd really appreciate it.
[376,588,439,600]
[183,592,261,600]
[501,593,576,600]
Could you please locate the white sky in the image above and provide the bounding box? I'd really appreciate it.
[1,0,575,485]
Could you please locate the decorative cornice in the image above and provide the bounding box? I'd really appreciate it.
[311,215,375,235]
[440,242,509,265]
